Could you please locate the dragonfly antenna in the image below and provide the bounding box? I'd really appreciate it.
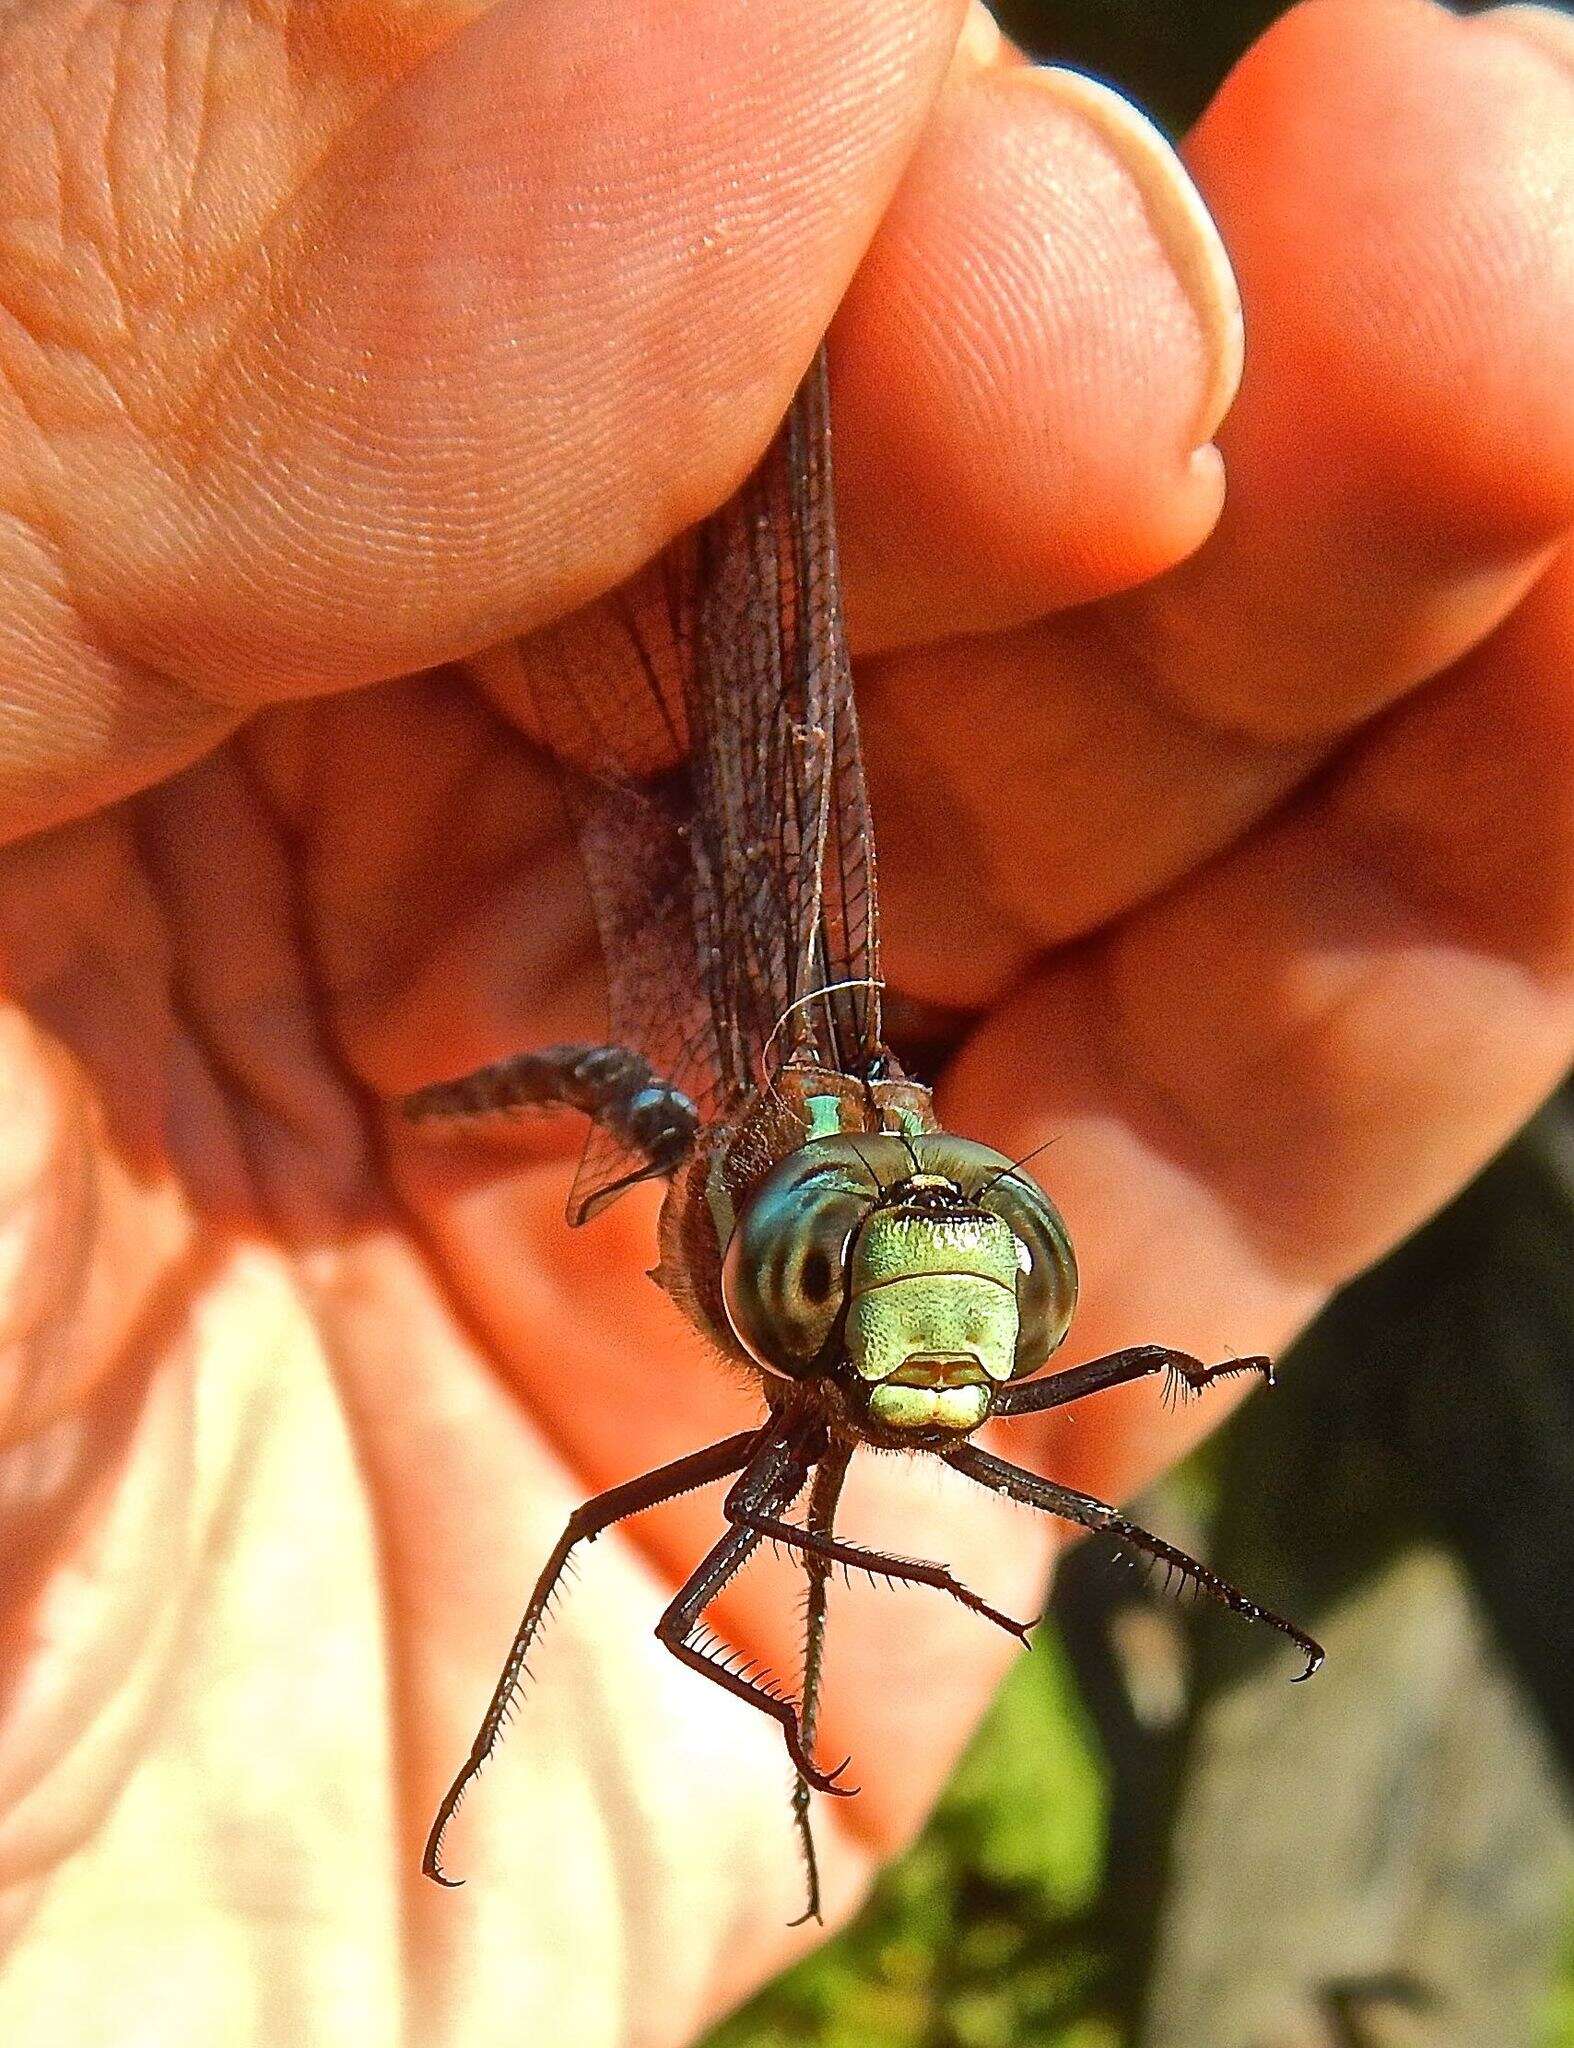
[892,1122,923,1177]
[760,979,885,1086]
[842,1133,893,1197]
[978,1134,1064,1200]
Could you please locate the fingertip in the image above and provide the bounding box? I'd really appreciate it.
[1187,0,1574,550]
[832,55,1242,649]
[1036,66,1243,449]
[1112,0,1574,737]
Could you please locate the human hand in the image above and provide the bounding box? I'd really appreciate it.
[0,3,1569,2045]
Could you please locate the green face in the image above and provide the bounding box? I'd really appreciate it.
[720,1132,1079,1437]
[845,1197,1022,1432]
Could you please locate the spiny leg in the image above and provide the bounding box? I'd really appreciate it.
[726,1473,1035,1646]
[401,1043,698,1207]
[944,1441,1324,1679]
[788,1441,852,1927]
[993,1344,1274,1420]
[656,1423,857,1797]
[422,1426,761,1886]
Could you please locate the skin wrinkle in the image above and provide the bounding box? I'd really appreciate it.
[1077,696,1472,1275]
[862,648,1041,990]
[124,807,275,1223]
[0,334,93,519]
[0,495,237,834]
[1073,942,1305,1269]
[170,10,251,289]
[0,1091,98,1441]
[153,749,379,1207]
[1091,582,1327,759]
[237,690,592,1069]
[2,7,421,473]
[1103,799,1565,1281]
[0,1237,227,1900]
[267,1252,419,1994]
[1319,772,1572,990]
[102,7,142,302]
[1078,603,1329,860]
[1315,552,1574,972]
[863,599,1331,1012]
[351,837,593,1051]
[58,15,126,299]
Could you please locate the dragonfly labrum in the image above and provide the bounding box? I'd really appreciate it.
[404,343,1322,1923]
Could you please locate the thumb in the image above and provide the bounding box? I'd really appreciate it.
[0,0,965,840]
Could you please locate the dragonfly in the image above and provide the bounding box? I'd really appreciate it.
[405,342,1323,1923]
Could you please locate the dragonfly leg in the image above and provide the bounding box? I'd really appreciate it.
[422,1425,761,1887]
[788,1441,853,1927]
[993,1344,1274,1419]
[401,1043,698,1199]
[656,1425,859,1798]
[943,1441,1324,1680]
[726,1471,1035,1647]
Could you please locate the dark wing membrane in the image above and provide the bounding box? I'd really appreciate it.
[497,591,721,1223]
[505,344,884,1218]
[782,349,883,1078]
[682,346,883,1093]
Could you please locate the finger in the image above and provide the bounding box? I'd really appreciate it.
[831,43,1242,649]
[944,543,1574,1506]
[1113,0,1574,737]
[864,0,1574,1004]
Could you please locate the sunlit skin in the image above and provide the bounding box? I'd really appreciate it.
[0,1,1571,2043]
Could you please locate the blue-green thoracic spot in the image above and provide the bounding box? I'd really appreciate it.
[804,1094,844,1142]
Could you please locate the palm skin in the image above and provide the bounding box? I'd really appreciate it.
[0,2,1571,2044]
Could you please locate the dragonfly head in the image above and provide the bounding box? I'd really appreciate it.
[721,1133,1078,1436]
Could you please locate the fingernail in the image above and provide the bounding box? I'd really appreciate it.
[1016,67,1243,452]
[948,2,1004,80]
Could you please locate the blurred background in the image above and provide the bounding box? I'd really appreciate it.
[701,5,1574,2044]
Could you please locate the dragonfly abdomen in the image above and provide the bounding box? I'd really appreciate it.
[402,1043,698,1184]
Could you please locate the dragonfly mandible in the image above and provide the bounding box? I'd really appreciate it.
[403,343,1322,1923]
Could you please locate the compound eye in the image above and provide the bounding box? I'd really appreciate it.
[721,1167,871,1376]
[978,1174,1078,1375]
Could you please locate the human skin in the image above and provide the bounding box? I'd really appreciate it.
[0,0,1570,2041]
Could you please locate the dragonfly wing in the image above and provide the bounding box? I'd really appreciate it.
[489,344,884,1220]
[682,345,884,1090]
[485,584,718,1221]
